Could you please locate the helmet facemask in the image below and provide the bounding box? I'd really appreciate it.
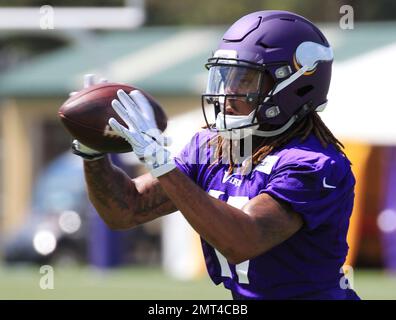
[202,57,279,139]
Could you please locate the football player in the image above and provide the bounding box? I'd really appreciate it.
[73,10,360,300]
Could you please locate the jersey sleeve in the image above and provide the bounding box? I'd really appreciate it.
[174,132,200,181]
[260,154,355,231]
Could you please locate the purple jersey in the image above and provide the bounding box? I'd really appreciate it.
[175,130,359,300]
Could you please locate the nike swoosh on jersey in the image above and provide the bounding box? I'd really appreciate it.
[323,177,336,189]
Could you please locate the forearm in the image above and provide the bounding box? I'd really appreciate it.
[157,169,262,263]
[84,156,175,230]
[83,156,137,229]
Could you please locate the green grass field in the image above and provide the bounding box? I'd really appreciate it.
[0,265,395,300]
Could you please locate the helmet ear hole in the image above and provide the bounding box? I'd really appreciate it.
[262,70,276,95]
[296,85,314,97]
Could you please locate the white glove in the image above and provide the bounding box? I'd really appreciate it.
[69,74,108,97]
[71,74,107,161]
[108,89,175,178]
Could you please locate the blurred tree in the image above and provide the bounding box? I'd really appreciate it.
[0,0,394,23]
[354,0,396,21]
[145,0,396,25]
[0,0,394,73]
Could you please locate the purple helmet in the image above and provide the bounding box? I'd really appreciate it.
[202,10,333,137]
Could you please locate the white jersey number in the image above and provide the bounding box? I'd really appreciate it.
[208,190,250,284]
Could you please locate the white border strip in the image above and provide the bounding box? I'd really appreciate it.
[0,7,144,29]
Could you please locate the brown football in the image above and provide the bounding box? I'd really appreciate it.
[58,83,167,153]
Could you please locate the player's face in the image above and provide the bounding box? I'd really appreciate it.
[227,74,274,116]
[223,68,260,115]
[206,66,274,116]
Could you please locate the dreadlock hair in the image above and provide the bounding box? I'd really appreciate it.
[210,112,345,174]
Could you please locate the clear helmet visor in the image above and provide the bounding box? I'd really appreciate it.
[203,65,263,122]
[202,65,270,131]
[205,65,262,96]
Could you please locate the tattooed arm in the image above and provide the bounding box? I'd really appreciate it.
[83,155,177,230]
